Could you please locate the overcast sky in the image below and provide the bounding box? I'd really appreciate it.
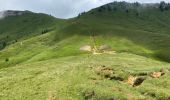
[0,0,170,19]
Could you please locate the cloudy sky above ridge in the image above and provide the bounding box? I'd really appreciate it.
[0,0,170,19]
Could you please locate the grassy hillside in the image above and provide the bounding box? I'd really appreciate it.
[0,53,170,100]
[0,11,63,50]
[0,2,170,100]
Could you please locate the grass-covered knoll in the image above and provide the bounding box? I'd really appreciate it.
[0,1,170,100]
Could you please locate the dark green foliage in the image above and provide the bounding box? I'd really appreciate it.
[3,42,6,47]
[136,12,139,16]
[98,8,102,12]
[6,35,9,39]
[113,7,117,11]
[134,2,140,7]
[98,6,107,12]
[159,1,167,11]
[77,13,81,18]
[41,29,49,34]
[107,5,112,11]
[78,12,86,17]
[90,12,94,14]
[0,41,7,50]
[101,6,106,10]
[165,3,170,10]
[5,58,9,62]
[125,9,129,14]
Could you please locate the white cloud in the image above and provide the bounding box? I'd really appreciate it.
[0,0,170,19]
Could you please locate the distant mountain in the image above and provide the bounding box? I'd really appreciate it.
[0,10,61,50]
[0,10,31,19]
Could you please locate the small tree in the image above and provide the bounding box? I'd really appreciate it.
[125,9,129,14]
[101,6,106,10]
[136,12,139,16]
[159,1,166,12]
[41,29,49,34]
[165,3,170,10]
[6,35,9,39]
[98,8,102,12]
[2,42,6,48]
[113,7,117,11]
[107,6,112,11]
[90,12,94,14]
[5,58,9,62]
[134,2,140,7]
[77,13,81,18]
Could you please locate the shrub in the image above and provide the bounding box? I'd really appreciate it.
[2,41,7,48]
[90,12,94,14]
[5,58,9,62]
[113,7,117,11]
[107,6,112,11]
[98,8,102,12]
[125,9,129,14]
[136,12,139,16]
[41,29,49,34]
[101,6,106,10]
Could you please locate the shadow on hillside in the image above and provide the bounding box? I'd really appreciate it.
[54,21,170,63]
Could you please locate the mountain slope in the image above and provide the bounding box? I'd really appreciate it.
[0,2,170,100]
[0,10,63,50]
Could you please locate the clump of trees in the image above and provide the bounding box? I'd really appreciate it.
[159,1,170,12]
[107,5,112,11]
[98,8,102,12]
[133,2,140,7]
[98,6,106,12]
[41,29,49,34]
[77,12,86,18]
[97,5,113,12]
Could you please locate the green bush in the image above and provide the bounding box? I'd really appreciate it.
[5,58,9,62]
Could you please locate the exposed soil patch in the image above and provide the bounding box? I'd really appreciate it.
[150,72,163,78]
[127,76,146,87]
[93,65,169,88]
[80,45,92,52]
[150,68,169,78]
[94,65,124,81]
